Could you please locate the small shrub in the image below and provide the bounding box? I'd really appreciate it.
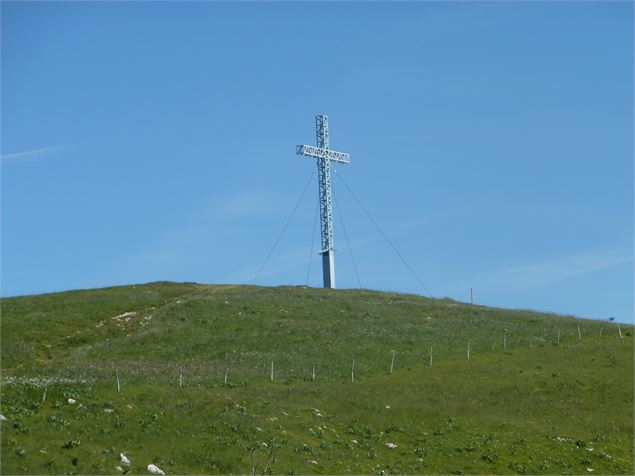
[508,462,527,474]
[138,413,159,428]
[62,439,80,449]
[481,452,498,463]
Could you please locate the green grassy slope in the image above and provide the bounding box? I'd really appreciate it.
[1,282,633,475]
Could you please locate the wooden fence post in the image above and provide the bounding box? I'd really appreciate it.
[390,351,396,374]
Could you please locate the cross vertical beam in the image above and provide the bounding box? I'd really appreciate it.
[297,114,350,289]
[316,116,335,288]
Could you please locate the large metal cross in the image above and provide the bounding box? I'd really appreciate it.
[296,115,350,289]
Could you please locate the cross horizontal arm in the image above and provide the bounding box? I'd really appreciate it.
[296,145,350,164]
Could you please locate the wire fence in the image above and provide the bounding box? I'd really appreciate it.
[2,323,629,390]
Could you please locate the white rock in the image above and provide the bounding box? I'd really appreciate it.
[586,469,594,473]
[115,466,124,473]
[119,453,131,465]
[385,405,391,409]
[0,414,7,421]
[104,408,114,413]
[67,398,77,404]
[386,443,398,449]
[308,460,318,465]
[147,464,165,475]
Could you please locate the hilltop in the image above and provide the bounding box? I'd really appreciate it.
[1,282,633,475]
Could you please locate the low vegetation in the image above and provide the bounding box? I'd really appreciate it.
[1,282,633,474]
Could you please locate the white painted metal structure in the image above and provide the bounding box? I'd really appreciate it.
[296,115,350,288]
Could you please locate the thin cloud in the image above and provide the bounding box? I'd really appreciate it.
[489,250,633,289]
[1,145,70,164]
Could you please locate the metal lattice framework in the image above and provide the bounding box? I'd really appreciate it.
[297,115,350,288]
[295,145,350,164]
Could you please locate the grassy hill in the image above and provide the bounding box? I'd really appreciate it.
[1,282,633,475]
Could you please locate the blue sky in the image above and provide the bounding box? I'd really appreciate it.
[1,1,633,323]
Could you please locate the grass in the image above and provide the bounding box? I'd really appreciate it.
[1,281,633,474]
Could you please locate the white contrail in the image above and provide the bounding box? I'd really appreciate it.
[1,145,69,164]
[491,250,633,289]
